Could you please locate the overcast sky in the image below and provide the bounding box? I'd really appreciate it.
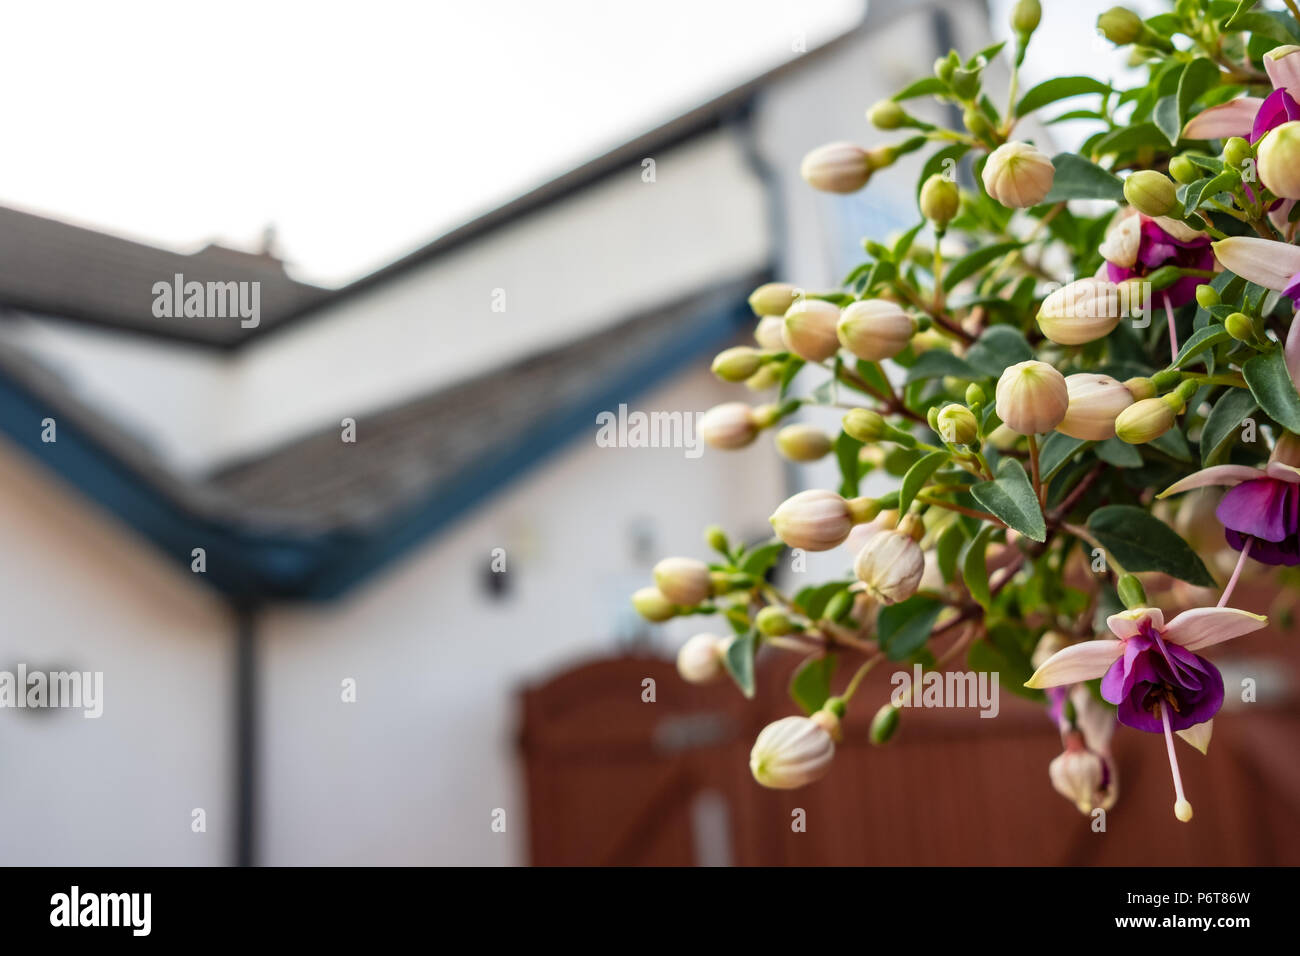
[1,0,863,286]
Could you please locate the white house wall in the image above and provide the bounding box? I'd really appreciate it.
[0,439,232,865]
[257,368,786,865]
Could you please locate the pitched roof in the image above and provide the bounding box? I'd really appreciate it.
[0,205,331,346]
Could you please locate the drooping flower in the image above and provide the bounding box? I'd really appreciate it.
[1026,605,1267,820]
[1101,212,1213,309]
[1182,45,1300,144]
[1159,433,1300,566]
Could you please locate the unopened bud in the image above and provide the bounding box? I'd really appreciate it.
[756,606,795,637]
[776,423,833,462]
[868,99,907,130]
[783,298,842,361]
[1168,155,1198,185]
[1012,0,1041,35]
[749,282,800,317]
[801,142,872,193]
[1225,311,1257,343]
[963,105,994,141]
[982,141,1056,208]
[1049,746,1107,815]
[1097,6,1143,45]
[1114,396,1177,444]
[712,346,764,382]
[995,360,1070,435]
[1123,376,1156,400]
[920,174,960,229]
[1117,573,1148,610]
[936,404,978,445]
[754,315,787,351]
[1035,277,1124,345]
[770,489,875,551]
[842,407,888,442]
[1056,373,1135,441]
[1123,170,1178,217]
[744,364,782,391]
[653,556,713,606]
[699,402,760,450]
[1194,284,1220,309]
[869,703,901,745]
[750,716,835,789]
[1257,121,1300,199]
[853,529,925,605]
[676,633,729,684]
[837,299,916,361]
[705,525,729,553]
[1223,136,1253,169]
[631,586,676,622]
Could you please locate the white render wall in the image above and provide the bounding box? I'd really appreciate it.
[256,368,786,865]
[0,440,232,865]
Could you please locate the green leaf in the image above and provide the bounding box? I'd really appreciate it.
[877,596,945,661]
[1015,75,1111,116]
[960,524,996,610]
[723,630,758,698]
[739,538,784,577]
[1200,388,1256,466]
[1042,153,1125,203]
[965,325,1033,377]
[1090,122,1174,158]
[1171,325,1230,369]
[777,358,805,399]
[1182,170,1239,208]
[941,242,1022,292]
[894,76,949,101]
[892,221,926,262]
[904,350,980,383]
[789,654,836,715]
[1087,506,1215,586]
[936,521,966,584]
[899,450,951,514]
[1097,436,1144,467]
[834,430,864,497]
[1150,426,1193,462]
[971,458,1047,542]
[793,580,854,619]
[1039,432,1089,481]
[1178,57,1221,120]
[1243,349,1300,432]
[1154,93,1181,146]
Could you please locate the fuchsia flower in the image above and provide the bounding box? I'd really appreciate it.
[1182,46,1300,143]
[1101,213,1213,308]
[1212,236,1300,304]
[1027,605,1267,820]
[1160,434,1300,566]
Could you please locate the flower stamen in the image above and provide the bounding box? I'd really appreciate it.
[1159,702,1194,822]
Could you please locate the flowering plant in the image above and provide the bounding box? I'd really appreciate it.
[633,0,1300,823]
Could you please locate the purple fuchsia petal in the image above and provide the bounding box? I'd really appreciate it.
[1168,657,1225,730]
[1106,261,1137,284]
[1216,477,1296,541]
[1226,526,1300,565]
[1284,270,1300,304]
[1251,89,1300,143]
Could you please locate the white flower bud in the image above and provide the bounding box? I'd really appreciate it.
[770,489,875,551]
[1098,215,1141,269]
[981,141,1055,208]
[1258,120,1300,200]
[1114,396,1176,444]
[853,529,925,605]
[676,633,728,684]
[749,716,835,789]
[1056,373,1135,440]
[1049,747,1106,815]
[653,556,712,606]
[1035,277,1124,345]
[754,315,786,351]
[699,402,759,449]
[995,360,1069,435]
[783,298,842,361]
[800,142,872,194]
[837,299,916,361]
